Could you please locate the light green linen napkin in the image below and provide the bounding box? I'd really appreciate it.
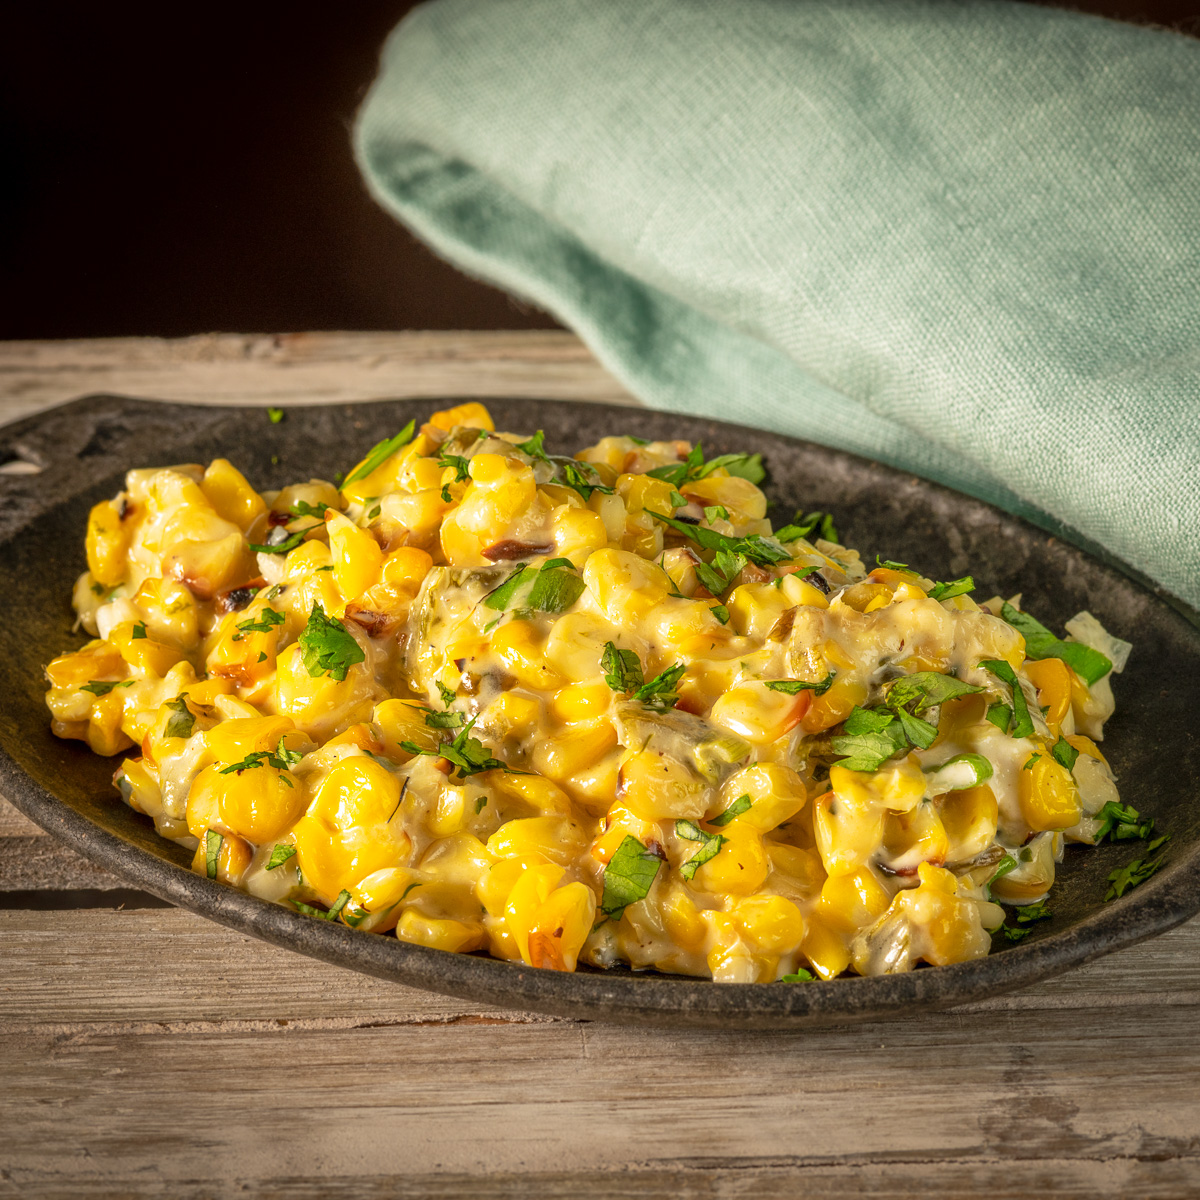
[355,0,1200,606]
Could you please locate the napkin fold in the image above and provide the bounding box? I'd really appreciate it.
[355,0,1200,607]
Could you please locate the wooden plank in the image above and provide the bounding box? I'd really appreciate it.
[0,331,639,424]
[0,835,125,891]
[0,796,44,837]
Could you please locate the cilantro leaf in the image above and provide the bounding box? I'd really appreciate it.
[675,819,726,880]
[248,524,321,555]
[895,708,938,749]
[515,430,550,461]
[205,829,222,880]
[524,563,586,614]
[1051,736,1079,772]
[299,602,365,681]
[288,500,333,520]
[401,716,514,779]
[774,511,839,544]
[699,452,765,484]
[987,852,1018,899]
[764,674,835,696]
[481,565,529,611]
[81,679,133,696]
[709,604,729,624]
[694,546,746,596]
[985,701,1012,731]
[164,694,195,739]
[885,672,983,714]
[233,607,285,639]
[438,453,472,502]
[708,794,753,827]
[266,843,297,870]
[267,407,285,424]
[928,575,975,601]
[601,836,661,919]
[830,723,908,771]
[1105,854,1165,901]
[437,681,456,708]
[704,505,729,523]
[131,622,147,640]
[1000,602,1112,685]
[602,642,644,693]
[646,442,705,486]
[218,738,302,785]
[553,458,614,501]
[633,662,686,711]
[343,420,416,486]
[1094,800,1156,843]
[423,709,465,730]
[649,511,791,568]
[780,968,816,983]
[979,659,1035,738]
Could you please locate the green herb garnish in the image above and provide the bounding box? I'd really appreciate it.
[81,679,133,696]
[266,843,297,870]
[979,659,1035,738]
[218,738,302,785]
[298,602,365,681]
[999,602,1112,685]
[288,500,332,520]
[131,622,147,640]
[601,642,644,693]
[928,575,975,601]
[233,607,285,640]
[763,674,836,697]
[164,694,195,739]
[708,794,753,827]
[675,819,725,880]
[704,505,729,523]
[987,852,1018,899]
[343,420,416,486]
[401,716,515,779]
[267,407,284,424]
[780,968,816,983]
[248,525,321,555]
[773,511,839,544]
[649,511,791,569]
[438,453,472,502]
[205,829,222,880]
[600,836,662,919]
[633,662,686,711]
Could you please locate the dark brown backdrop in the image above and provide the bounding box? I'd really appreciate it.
[2,1,1196,340]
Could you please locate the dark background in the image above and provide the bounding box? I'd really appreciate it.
[2,1,1196,340]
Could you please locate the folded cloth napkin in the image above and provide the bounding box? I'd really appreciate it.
[355,0,1200,607]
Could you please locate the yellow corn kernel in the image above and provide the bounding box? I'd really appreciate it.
[109,622,186,677]
[420,832,494,890]
[275,642,372,739]
[710,683,809,746]
[291,757,409,901]
[380,546,434,598]
[550,681,611,723]
[428,402,494,433]
[396,910,486,953]
[527,881,597,971]
[490,620,565,691]
[1065,733,1108,765]
[200,458,267,529]
[800,675,869,733]
[800,913,852,980]
[203,760,305,844]
[206,618,278,689]
[87,689,133,756]
[430,786,467,838]
[353,866,419,914]
[779,573,829,610]
[830,756,926,814]
[1019,753,1082,831]
[132,578,199,649]
[191,831,253,884]
[882,802,950,873]
[373,698,441,756]
[616,473,677,515]
[680,474,767,520]
[766,843,827,896]
[726,583,791,640]
[618,747,707,821]
[660,883,708,953]
[817,868,891,933]
[487,691,542,736]
[1025,657,1073,735]
[532,720,618,782]
[813,789,885,877]
[477,857,533,918]
[839,581,893,613]
[940,784,999,864]
[717,763,808,833]
[486,816,588,866]
[206,715,297,763]
[327,512,383,604]
[552,506,609,562]
[583,548,670,623]
[117,757,162,818]
[490,771,574,816]
[732,894,806,956]
[542,611,617,681]
[45,640,126,691]
[163,531,257,603]
[691,824,769,896]
[86,499,133,586]
[504,862,566,962]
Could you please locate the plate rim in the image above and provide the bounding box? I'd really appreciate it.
[3,391,1198,1029]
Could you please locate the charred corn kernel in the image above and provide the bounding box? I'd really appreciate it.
[504,862,566,962]
[583,548,670,623]
[800,675,869,733]
[718,763,808,832]
[326,512,383,603]
[163,532,256,603]
[45,640,126,691]
[813,789,885,877]
[532,720,618,782]
[800,914,852,980]
[191,831,252,883]
[527,881,597,971]
[1019,753,1082,831]
[87,689,133,756]
[487,816,588,866]
[200,458,267,529]
[1025,657,1073,734]
[428,401,494,433]
[829,757,926,815]
[660,883,708,952]
[940,784,999,863]
[381,546,433,597]
[691,824,769,895]
[373,698,440,755]
[817,868,891,932]
[490,620,565,691]
[881,802,950,872]
[550,681,611,723]
[491,771,574,816]
[109,622,186,677]
[487,691,541,735]
[86,499,133,586]
[385,489,448,550]
[1066,733,1108,765]
[205,715,296,762]
[710,683,809,746]
[396,910,485,953]
[733,894,805,955]
[618,746,707,821]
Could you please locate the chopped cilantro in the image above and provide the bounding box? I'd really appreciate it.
[523,561,586,614]
[985,701,1012,731]
[1105,853,1166,901]
[131,622,147,640]
[987,853,1018,899]
[81,679,133,696]
[233,607,285,640]
[343,420,416,486]
[1022,753,1042,770]
[928,575,975,601]
[218,738,302,785]
[266,843,297,870]
[694,546,746,596]
[774,511,839,544]
[298,602,365,681]
[164,695,195,739]
[704,505,729,523]
[401,716,515,779]
[367,505,381,520]
[979,659,1035,738]
[288,500,332,520]
[669,489,688,508]
[600,836,661,919]
[437,682,456,707]
[633,662,686,711]
[205,829,222,880]
[675,819,726,880]
[475,796,487,815]
[438,452,472,502]
[1094,800,1156,843]
[1000,602,1112,685]
[780,968,816,983]
[1051,737,1079,771]
[601,642,644,693]
[885,672,983,714]
[267,407,285,424]
[649,510,791,568]
[249,525,320,555]
[709,794,753,827]
[764,674,836,696]
[830,708,909,770]
[709,604,729,624]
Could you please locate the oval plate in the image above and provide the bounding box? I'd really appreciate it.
[2,394,1198,1029]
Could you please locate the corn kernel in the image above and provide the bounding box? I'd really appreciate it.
[109,622,186,677]
[490,620,565,691]
[396,910,485,953]
[532,720,618,782]
[86,689,133,756]
[550,681,612,723]
[800,675,869,733]
[428,402,494,432]
[800,914,852,980]
[1019,753,1082,831]
[504,862,566,962]
[817,868,891,932]
[86,499,133,587]
[487,816,588,866]
[1025,657,1073,735]
[527,881,597,971]
[200,458,267,529]
[691,824,769,895]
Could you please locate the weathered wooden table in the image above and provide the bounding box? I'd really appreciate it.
[2,332,1197,1198]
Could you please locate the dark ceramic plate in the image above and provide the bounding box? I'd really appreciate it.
[2,395,1198,1029]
